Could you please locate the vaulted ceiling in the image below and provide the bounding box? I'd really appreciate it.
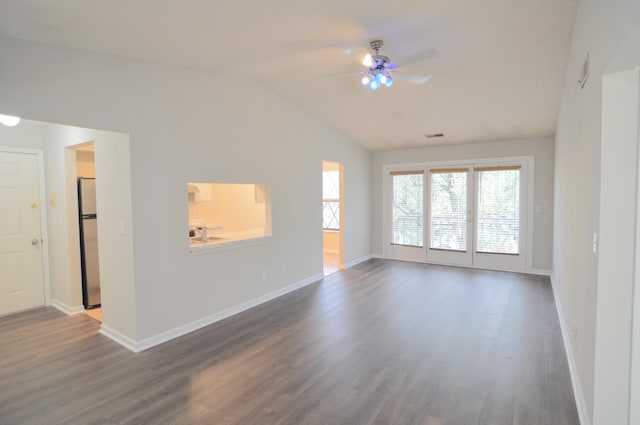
[0,0,576,150]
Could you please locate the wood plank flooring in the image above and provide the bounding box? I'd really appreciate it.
[0,259,579,425]
[323,252,341,275]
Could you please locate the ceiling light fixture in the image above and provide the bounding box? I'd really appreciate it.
[360,40,394,91]
[0,114,21,127]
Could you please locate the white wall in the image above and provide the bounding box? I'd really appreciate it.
[43,125,136,340]
[553,1,640,424]
[0,121,46,150]
[0,37,371,344]
[370,137,554,271]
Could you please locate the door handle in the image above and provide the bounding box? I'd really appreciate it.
[31,238,39,246]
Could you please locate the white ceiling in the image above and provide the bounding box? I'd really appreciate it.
[0,0,576,151]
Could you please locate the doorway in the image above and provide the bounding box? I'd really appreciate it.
[322,161,344,275]
[0,149,48,316]
[385,158,530,272]
[74,143,102,322]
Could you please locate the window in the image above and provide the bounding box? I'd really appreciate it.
[430,169,468,251]
[476,167,520,254]
[391,171,424,247]
[322,171,340,230]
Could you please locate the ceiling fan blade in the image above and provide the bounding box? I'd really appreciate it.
[396,48,439,68]
[341,46,371,66]
[315,71,362,80]
[392,72,432,85]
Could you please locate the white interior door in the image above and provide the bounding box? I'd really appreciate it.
[0,151,45,316]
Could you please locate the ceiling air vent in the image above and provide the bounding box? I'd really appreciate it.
[425,133,444,138]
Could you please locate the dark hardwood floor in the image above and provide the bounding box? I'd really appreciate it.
[0,259,579,425]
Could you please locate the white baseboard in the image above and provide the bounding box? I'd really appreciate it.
[99,324,139,353]
[51,299,84,315]
[343,255,371,269]
[132,273,324,352]
[550,274,590,425]
[369,254,553,277]
[528,268,552,276]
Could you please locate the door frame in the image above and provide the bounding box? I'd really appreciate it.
[322,160,345,270]
[383,155,535,273]
[0,146,51,307]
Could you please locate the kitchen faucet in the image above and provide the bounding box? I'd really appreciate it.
[189,224,208,242]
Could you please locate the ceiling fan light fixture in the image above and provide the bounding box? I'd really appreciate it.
[369,80,380,90]
[385,77,393,87]
[362,76,371,85]
[363,53,373,67]
[0,114,20,127]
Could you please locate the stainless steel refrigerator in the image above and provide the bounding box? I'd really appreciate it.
[78,177,101,309]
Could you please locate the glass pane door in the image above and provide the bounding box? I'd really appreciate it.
[473,165,526,271]
[427,167,473,266]
[385,161,528,271]
[476,168,520,254]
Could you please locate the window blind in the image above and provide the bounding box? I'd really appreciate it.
[430,169,468,251]
[476,169,520,254]
[391,172,424,247]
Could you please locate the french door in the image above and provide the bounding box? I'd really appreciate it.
[427,166,473,266]
[387,160,528,272]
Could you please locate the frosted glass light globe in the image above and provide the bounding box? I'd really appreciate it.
[0,115,20,127]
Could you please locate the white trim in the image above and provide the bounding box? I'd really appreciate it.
[343,255,371,269]
[99,324,139,352]
[551,274,590,425]
[374,253,550,276]
[0,146,52,308]
[51,299,85,315]
[128,273,324,352]
[383,155,536,169]
[630,64,640,425]
[526,156,536,272]
[528,268,552,276]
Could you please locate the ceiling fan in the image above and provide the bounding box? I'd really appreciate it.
[319,39,434,90]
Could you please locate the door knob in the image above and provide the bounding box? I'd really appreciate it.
[31,238,39,246]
